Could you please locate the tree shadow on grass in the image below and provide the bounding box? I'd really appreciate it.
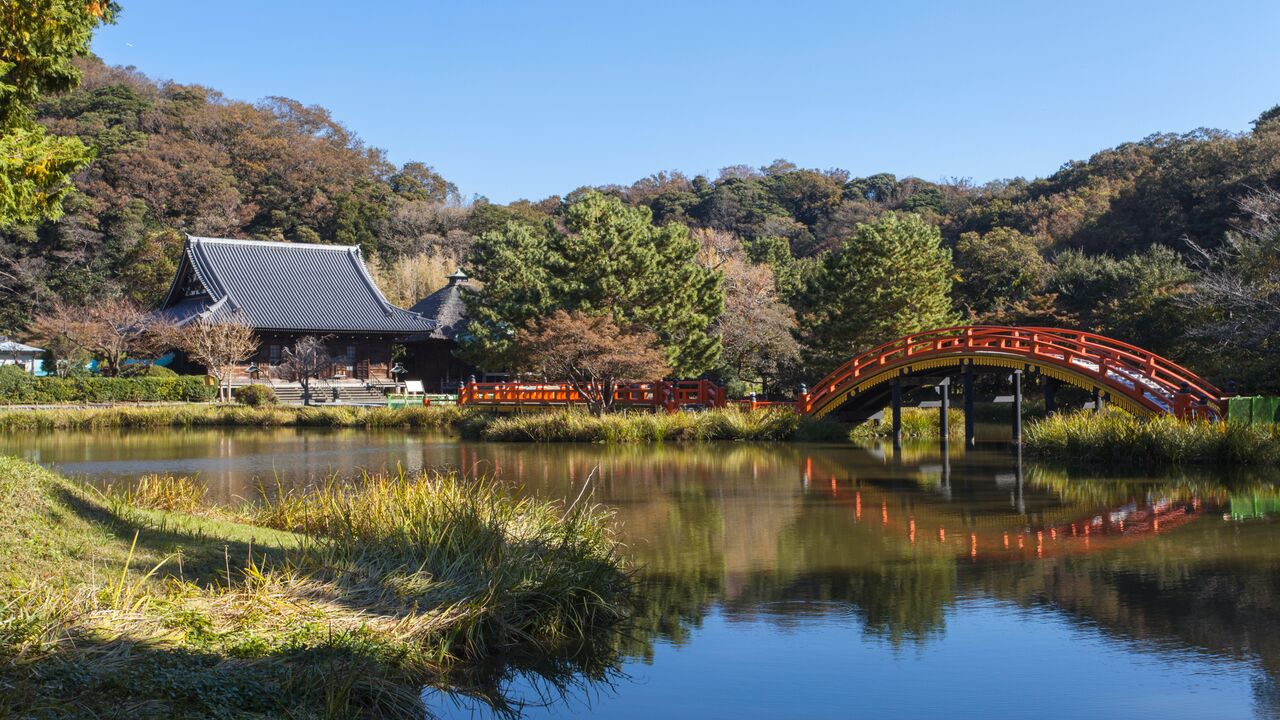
[13,487,638,719]
[49,484,288,587]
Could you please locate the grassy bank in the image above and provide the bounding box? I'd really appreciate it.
[0,457,630,718]
[473,407,847,443]
[0,403,858,444]
[1024,410,1280,466]
[0,403,468,431]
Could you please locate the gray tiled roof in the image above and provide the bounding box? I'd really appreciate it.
[409,274,470,340]
[160,236,438,334]
[0,337,43,354]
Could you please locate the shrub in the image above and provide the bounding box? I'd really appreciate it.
[142,364,178,377]
[0,374,216,404]
[234,384,277,407]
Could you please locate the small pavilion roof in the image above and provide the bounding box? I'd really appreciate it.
[0,337,44,354]
[409,270,470,340]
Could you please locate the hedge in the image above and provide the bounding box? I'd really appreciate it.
[0,366,216,404]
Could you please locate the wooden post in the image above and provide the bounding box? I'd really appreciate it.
[891,378,902,450]
[939,377,951,448]
[1012,370,1023,445]
[963,363,975,450]
[1091,387,1101,414]
[1044,376,1059,415]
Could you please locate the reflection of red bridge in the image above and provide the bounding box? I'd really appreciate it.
[455,326,1224,421]
[807,477,1205,561]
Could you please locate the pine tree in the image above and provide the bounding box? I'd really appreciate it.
[461,192,723,376]
[798,212,956,375]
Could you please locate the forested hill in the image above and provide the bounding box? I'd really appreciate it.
[4,55,1280,389]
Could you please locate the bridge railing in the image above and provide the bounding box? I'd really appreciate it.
[804,325,1224,417]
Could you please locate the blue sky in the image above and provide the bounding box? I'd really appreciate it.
[92,1,1280,203]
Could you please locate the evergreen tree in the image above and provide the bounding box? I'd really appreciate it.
[0,0,118,226]
[797,212,956,375]
[462,192,723,376]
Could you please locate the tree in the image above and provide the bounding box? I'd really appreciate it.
[512,310,670,414]
[693,229,800,395]
[27,300,92,376]
[81,297,171,376]
[462,191,723,376]
[715,256,801,395]
[797,212,956,375]
[0,0,119,226]
[953,227,1050,318]
[1182,187,1280,391]
[273,335,333,405]
[179,313,258,402]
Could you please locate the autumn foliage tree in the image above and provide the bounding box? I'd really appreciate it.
[178,313,258,402]
[512,310,670,414]
[27,300,92,376]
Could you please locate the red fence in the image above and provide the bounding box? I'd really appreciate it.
[457,379,733,412]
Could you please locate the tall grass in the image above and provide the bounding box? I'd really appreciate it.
[0,456,632,718]
[247,469,629,659]
[1024,410,1280,466]
[847,408,965,443]
[475,407,841,443]
[108,473,208,513]
[0,403,468,431]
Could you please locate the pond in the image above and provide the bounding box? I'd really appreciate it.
[4,428,1279,719]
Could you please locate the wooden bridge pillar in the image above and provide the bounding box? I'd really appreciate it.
[1044,377,1059,415]
[891,378,902,450]
[938,377,951,448]
[1012,370,1023,444]
[962,363,976,450]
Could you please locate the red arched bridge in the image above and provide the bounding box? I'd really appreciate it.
[801,325,1223,420]
[456,325,1224,422]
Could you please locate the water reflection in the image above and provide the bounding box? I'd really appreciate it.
[3,429,1279,718]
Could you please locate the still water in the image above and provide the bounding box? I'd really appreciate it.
[4,428,1279,719]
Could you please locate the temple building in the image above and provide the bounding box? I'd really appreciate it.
[157,235,444,387]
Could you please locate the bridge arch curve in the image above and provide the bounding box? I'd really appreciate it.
[802,326,1223,420]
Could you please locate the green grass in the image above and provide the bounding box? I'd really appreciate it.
[473,407,846,443]
[847,408,965,443]
[0,457,631,718]
[1024,410,1280,466]
[0,403,469,431]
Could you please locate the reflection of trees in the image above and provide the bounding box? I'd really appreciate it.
[965,516,1280,713]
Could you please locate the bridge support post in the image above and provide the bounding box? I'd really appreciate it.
[938,377,951,448]
[963,363,975,450]
[891,378,902,450]
[1012,370,1023,444]
[1044,377,1059,415]
[1091,387,1102,414]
